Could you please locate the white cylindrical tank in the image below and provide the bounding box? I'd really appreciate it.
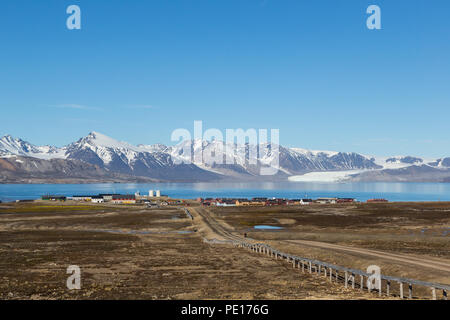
[156,190,161,197]
[149,190,154,197]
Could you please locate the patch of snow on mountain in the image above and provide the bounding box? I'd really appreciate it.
[290,147,339,157]
[138,143,170,153]
[369,155,434,170]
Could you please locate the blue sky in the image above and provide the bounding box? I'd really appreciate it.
[0,0,449,157]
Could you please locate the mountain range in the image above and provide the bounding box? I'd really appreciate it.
[1,132,450,183]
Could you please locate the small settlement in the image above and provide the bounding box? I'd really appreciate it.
[198,197,388,207]
[40,192,388,207]
[42,190,184,207]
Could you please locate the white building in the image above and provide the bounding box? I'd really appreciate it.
[216,202,236,207]
[91,197,104,204]
[316,198,337,204]
[71,195,92,201]
[300,199,312,205]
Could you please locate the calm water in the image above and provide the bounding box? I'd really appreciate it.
[254,225,284,230]
[1,182,450,202]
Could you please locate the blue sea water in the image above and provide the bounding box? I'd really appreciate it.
[1,182,450,202]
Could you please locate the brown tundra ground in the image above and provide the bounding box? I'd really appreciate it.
[0,200,448,300]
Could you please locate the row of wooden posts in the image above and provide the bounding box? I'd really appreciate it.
[233,241,449,300]
[191,207,449,301]
[183,208,194,220]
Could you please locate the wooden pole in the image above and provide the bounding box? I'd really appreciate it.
[379,280,382,297]
[399,282,404,299]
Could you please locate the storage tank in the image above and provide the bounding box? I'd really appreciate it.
[149,190,154,197]
[156,190,161,197]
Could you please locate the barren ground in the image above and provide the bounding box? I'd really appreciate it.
[0,201,448,299]
[207,202,450,298]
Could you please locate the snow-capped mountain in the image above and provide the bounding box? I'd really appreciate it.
[0,135,65,159]
[157,138,384,179]
[63,132,220,181]
[1,132,449,182]
[280,147,381,173]
[428,157,450,168]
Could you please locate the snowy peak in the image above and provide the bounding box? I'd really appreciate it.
[2,131,449,182]
[0,135,40,155]
[386,156,423,165]
[66,132,143,165]
[428,157,450,168]
[0,135,65,159]
[289,147,338,157]
[138,143,170,153]
[369,155,437,170]
[75,131,140,151]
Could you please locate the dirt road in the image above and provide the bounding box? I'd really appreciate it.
[193,207,450,274]
[286,239,450,273]
[190,207,243,241]
[1,203,383,299]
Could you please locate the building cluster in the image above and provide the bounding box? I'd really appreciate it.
[197,197,388,206]
[198,197,316,207]
[41,192,388,206]
[198,197,340,206]
[41,190,184,206]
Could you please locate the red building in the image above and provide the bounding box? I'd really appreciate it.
[367,198,388,203]
[337,198,356,203]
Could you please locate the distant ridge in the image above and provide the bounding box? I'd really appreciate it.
[1,132,450,183]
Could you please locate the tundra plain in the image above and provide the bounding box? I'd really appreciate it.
[0,201,448,299]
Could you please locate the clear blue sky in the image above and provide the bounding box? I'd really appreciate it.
[1,0,449,157]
